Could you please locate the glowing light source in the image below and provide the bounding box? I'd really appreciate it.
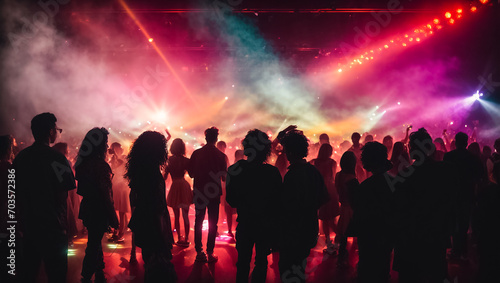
[338,68,342,73]
[225,96,229,100]
[433,18,440,24]
[384,45,389,48]
[479,0,488,4]
[457,8,463,14]
[450,121,454,125]
[449,19,455,24]
[148,38,153,43]
[471,6,477,12]
[473,90,483,101]
[416,38,421,42]
[445,12,452,19]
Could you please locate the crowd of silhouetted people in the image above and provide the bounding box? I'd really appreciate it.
[1,112,499,283]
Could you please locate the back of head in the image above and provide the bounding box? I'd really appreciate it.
[409,128,435,158]
[319,133,330,144]
[170,138,186,156]
[391,142,406,162]
[31,112,57,142]
[454,132,468,149]
[234,149,245,162]
[467,142,481,158]
[317,143,333,160]
[216,141,227,152]
[364,134,374,143]
[361,141,391,173]
[495,138,500,152]
[205,127,219,144]
[340,151,356,174]
[76,128,109,167]
[0,135,14,160]
[351,132,361,143]
[383,135,393,144]
[483,146,492,156]
[242,129,271,164]
[125,131,168,181]
[280,130,309,162]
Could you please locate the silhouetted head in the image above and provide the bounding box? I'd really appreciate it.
[234,149,245,162]
[483,146,492,157]
[216,141,227,153]
[467,142,481,158]
[494,138,500,152]
[317,143,333,160]
[455,132,468,149]
[170,138,186,156]
[364,134,374,143]
[109,142,123,156]
[280,130,308,164]
[242,129,272,164]
[31,112,58,143]
[391,141,409,163]
[205,127,219,145]
[340,151,356,174]
[409,128,435,159]
[361,142,391,173]
[383,135,393,152]
[0,135,14,161]
[351,132,361,145]
[433,138,446,152]
[53,142,68,157]
[319,133,330,145]
[125,131,168,180]
[76,128,109,166]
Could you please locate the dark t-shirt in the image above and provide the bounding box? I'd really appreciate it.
[166,155,190,179]
[226,160,282,227]
[13,142,76,238]
[444,148,483,206]
[188,144,227,205]
[279,160,329,250]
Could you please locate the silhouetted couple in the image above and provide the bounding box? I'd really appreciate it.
[227,126,329,283]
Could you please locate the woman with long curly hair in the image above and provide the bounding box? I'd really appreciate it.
[76,127,119,283]
[125,131,177,282]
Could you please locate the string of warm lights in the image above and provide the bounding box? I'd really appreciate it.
[336,1,490,73]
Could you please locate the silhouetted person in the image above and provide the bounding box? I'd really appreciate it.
[0,135,14,283]
[432,138,447,161]
[226,129,282,283]
[349,132,365,182]
[486,138,500,183]
[389,142,410,177]
[165,138,193,247]
[188,127,227,263]
[76,128,119,283]
[125,131,177,282]
[393,128,455,283]
[53,142,78,246]
[108,142,130,243]
[349,142,394,283]
[383,135,393,159]
[218,140,235,239]
[277,126,329,283]
[13,113,76,283]
[311,143,339,254]
[335,151,358,266]
[444,132,482,260]
[476,163,500,282]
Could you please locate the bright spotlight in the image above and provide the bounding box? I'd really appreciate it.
[148,38,154,43]
[338,68,343,73]
[480,0,488,4]
[433,18,440,24]
[473,90,483,101]
[457,8,463,14]
[445,12,452,18]
[471,6,477,12]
